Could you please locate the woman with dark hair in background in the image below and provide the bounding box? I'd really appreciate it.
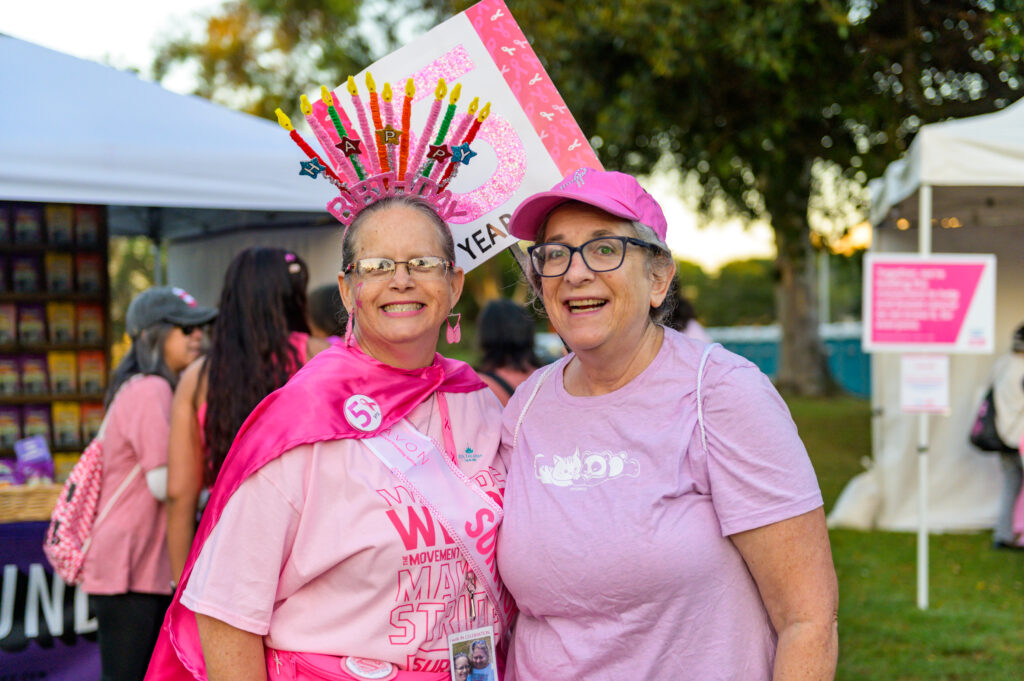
[165,248,328,583]
[82,286,216,681]
[475,298,541,405]
[307,282,348,340]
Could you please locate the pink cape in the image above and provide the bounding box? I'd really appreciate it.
[145,343,485,680]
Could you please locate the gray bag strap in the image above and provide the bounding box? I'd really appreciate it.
[696,343,722,455]
[512,361,560,449]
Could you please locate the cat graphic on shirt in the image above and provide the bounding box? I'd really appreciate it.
[535,447,639,489]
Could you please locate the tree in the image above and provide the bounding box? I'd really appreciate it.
[156,1,1024,394]
[152,0,434,119]
[419,0,1022,394]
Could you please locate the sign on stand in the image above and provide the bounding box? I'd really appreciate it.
[862,253,996,611]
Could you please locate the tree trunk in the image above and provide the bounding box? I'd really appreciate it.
[774,225,834,396]
[764,161,836,397]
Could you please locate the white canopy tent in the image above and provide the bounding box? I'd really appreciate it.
[830,97,1024,537]
[0,35,344,300]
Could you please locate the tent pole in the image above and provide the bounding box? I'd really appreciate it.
[916,183,932,611]
[147,208,163,286]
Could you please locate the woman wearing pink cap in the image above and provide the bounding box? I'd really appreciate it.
[497,168,838,680]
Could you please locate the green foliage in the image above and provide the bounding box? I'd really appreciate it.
[151,0,435,119]
[787,396,1024,680]
[697,258,777,326]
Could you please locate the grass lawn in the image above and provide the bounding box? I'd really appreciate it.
[786,397,1024,680]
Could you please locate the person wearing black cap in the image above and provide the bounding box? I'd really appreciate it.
[992,324,1024,550]
[81,286,216,681]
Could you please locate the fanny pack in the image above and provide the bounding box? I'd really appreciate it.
[266,649,447,681]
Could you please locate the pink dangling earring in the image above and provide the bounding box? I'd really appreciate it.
[446,313,461,344]
[344,310,356,346]
[345,283,362,347]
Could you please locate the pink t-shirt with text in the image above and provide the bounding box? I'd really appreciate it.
[81,375,174,596]
[496,329,823,681]
[182,389,504,675]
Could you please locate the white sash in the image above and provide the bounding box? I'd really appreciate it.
[362,420,514,629]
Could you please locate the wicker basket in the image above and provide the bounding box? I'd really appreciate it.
[0,483,61,523]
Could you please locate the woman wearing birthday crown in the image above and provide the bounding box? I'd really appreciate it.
[146,76,511,681]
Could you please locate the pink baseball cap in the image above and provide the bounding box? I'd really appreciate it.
[508,167,668,242]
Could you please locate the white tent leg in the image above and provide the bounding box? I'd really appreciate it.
[916,183,932,611]
[917,413,929,610]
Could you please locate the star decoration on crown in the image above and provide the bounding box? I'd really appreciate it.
[451,143,477,165]
[336,136,363,157]
[299,158,327,178]
[426,144,452,162]
[376,125,403,147]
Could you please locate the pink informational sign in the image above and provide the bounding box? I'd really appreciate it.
[863,253,996,354]
[317,0,600,271]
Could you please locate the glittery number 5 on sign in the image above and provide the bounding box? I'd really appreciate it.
[406,48,526,222]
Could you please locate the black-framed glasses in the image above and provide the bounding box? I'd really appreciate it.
[177,325,198,335]
[344,256,454,279]
[527,236,661,278]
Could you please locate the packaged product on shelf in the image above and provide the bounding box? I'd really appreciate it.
[21,405,52,449]
[74,205,102,247]
[14,434,54,483]
[17,304,47,344]
[46,302,76,343]
[77,350,106,394]
[75,253,104,293]
[76,303,104,344]
[53,452,80,483]
[0,458,17,486]
[47,351,78,394]
[11,254,42,293]
[44,252,74,293]
[0,204,10,244]
[0,407,20,450]
[52,401,81,450]
[19,354,48,395]
[0,305,14,345]
[80,402,104,443]
[0,355,19,396]
[13,204,43,244]
[45,204,75,246]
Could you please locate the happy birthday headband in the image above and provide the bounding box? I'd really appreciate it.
[276,74,491,226]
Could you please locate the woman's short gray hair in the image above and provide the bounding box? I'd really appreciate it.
[341,195,455,275]
[526,209,677,324]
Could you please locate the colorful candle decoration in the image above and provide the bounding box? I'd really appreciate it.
[398,78,415,180]
[421,83,461,177]
[322,86,366,181]
[366,72,389,172]
[407,79,446,181]
[382,82,397,173]
[274,108,341,184]
[348,75,380,174]
[439,101,491,189]
[300,94,356,184]
[430,96,479,181]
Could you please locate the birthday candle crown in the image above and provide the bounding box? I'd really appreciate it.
[276,73,491,227]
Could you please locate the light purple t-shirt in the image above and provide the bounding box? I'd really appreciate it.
[496,329,823,681]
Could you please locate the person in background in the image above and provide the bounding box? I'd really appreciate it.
[993,323,1024,549]
[165,248,328,583]
[475,298,541,405]
[82,286,216,681]
[307,281,348,340]
[666,288,713,343]
[498,168,838,681]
